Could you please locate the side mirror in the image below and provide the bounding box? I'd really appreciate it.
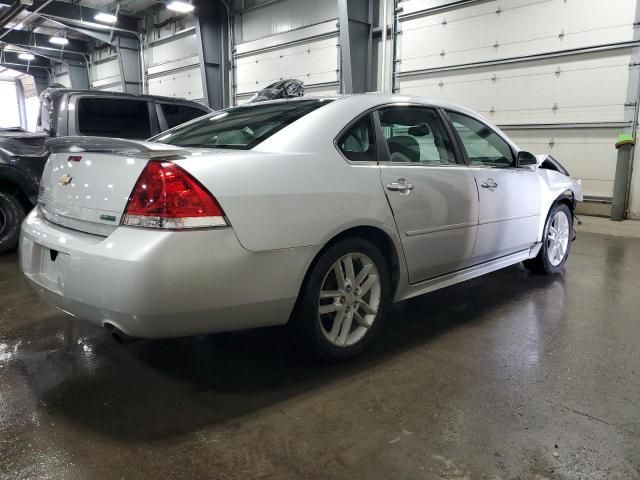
[516,151,537,167]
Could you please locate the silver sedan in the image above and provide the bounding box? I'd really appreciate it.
[20,95,582,360]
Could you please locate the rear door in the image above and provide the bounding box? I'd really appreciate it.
[376,105,479,284]
[445,110,541,263]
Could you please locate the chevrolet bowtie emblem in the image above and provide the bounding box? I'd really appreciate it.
[58,174,73,186]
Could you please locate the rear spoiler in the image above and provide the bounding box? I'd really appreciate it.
[46,136,191,159]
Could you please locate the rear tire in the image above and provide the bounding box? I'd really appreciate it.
[523,203,573,275]
[0,192,26,255]
[291,237,392,361]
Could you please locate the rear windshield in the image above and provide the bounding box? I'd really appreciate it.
[154,99,333,150]
[78,97,151,139]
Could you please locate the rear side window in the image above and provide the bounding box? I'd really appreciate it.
[378,106,456,165]
[337,114,376,162]
[155,99,332,150]
[160,103,207,129]
[77,98,151,139]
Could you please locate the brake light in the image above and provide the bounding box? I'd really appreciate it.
[122,161,227,229]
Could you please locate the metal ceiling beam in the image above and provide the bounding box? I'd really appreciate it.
[0,0,32,28]
[6,43,87,65]
[38,14,145,93]
[1,47,48,66]
[0,0,139,31]
[0,27,88,52]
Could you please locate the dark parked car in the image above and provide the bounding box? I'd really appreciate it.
[0,87,211,254]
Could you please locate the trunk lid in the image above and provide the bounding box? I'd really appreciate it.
[39,137,191,236]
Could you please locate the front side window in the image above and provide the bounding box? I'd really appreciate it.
[337,114,376,162]
[447,111,514,167]
[378,106,456,165]
[77,98,151,139]
[155,99,332,150]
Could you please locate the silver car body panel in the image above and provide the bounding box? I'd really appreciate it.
[21,208,319,337]
[20,94,582,338]
[379,164,478,284]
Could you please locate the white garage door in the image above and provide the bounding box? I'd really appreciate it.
[233,0,341,104]
[396,0,639,200]
[234,21,340,104]
[147,29,204,103]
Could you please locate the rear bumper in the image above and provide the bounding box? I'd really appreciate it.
[20,208,317,338]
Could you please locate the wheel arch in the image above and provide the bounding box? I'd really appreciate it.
[0,166,38,213]
[0,177,34,213]
[537,189,575,243]
[295,225,403,308]
[553,189,576,215]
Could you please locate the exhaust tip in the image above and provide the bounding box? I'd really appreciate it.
[103,322,139,344]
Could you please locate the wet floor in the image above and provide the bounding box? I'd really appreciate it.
[1,232,639,479]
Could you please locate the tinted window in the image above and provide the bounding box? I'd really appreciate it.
[447,111,513,167]
[160,103,207,129]
[77,98,151,138]
[378,106,456,164]
[337,114,376,162]
[156,99,332,150]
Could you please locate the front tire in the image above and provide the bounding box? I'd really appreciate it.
[0,192,26,255]
[523,203,573,275]
[292,238,392,361]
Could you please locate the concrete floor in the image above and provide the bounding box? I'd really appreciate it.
[1,230,639,479]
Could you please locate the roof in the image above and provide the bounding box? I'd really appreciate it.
[236,92,481,117]
[332,93,483,116]
[41,87,210,107]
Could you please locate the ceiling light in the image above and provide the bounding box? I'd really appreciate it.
[49,36,69,46]
[167,1,194,13]
[18,52,35,61]
[94,12,117,23]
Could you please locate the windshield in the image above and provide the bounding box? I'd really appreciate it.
[153,99,333,150]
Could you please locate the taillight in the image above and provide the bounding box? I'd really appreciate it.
[122,161,227,229]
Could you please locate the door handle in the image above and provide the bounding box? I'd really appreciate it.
[480,178,498,191]
[387,179,414,194]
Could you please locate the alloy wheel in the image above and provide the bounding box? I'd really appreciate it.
[547,210,570,266]
[317,252,381,347]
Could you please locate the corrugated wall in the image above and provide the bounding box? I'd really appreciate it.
[236,0,338,42]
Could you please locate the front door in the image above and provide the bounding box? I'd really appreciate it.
[446,111,541,263]
[377,106,479,284]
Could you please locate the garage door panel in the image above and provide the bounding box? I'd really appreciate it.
[91,58,120,88]
[399,49,632,124]
[235,37,338,95]
[504,128,619,198]
[398,0,636,71]
[148,66,203,101]
[147,33,200,66]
